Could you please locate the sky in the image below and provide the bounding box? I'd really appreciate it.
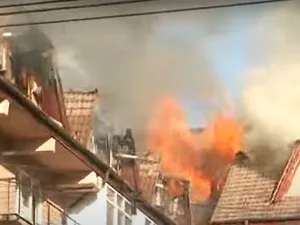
[163,6,268,126]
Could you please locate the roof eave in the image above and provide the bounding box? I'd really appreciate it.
[0,77,175,225]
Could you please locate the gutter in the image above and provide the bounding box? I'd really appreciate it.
[0,77,176,225]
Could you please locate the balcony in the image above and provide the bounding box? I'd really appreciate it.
[0,177,80,225]
[0,39,61,139]
[44,201,80,225]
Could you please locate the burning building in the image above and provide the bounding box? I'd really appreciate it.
[93,128,194,224]
[0,27,68,127]
[97,95,242,225]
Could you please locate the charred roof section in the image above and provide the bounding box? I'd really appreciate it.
[10,27,56,86]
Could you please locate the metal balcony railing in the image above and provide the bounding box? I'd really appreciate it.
[45,200,80,225]
[0,178,80,225]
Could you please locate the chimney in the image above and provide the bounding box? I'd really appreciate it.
[235,151,248,164]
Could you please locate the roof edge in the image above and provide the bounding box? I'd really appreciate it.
[54,72,70,131]
[271,142,300,202]
[211,214,300,224]
[64,88,98,94]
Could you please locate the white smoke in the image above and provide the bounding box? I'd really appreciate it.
[239,2,300,174]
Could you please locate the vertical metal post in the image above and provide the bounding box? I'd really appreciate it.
[108,133,113,168]
[7,179,10,214]
[47,203,50,225]
[18,179,21,215]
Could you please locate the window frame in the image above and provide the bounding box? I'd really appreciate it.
[17,171,43,224]
[145,218,156,225]
[106,185,132,225]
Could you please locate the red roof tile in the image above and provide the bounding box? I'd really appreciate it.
[211,151,300,224]
[63,89,98,147]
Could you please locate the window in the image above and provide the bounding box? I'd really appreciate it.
[107,187,115,202]
[117,210,124,225]
[33,182,43,224]
[18,172,43,224]
[107,202,114,225]
[20,173,32,207]
[145,218,151,225]
[106,186,132,225]
[125,217,131,225]
[124,201,131,215]
[145,218,156,225]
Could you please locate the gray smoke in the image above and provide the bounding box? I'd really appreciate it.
[238,2,300,175]
[38,7,238,150]
[49,18,226,131]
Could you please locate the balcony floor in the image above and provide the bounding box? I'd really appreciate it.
[0,214,32,225]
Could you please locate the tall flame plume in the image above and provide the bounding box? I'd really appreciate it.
[147,95,242,202]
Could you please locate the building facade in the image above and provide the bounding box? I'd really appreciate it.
[0,28,175,225]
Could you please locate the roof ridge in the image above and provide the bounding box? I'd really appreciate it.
[64,88,98,94]
[271,143,300,201]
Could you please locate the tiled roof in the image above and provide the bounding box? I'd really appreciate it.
[211,151,300,224]
[63,89,98,146]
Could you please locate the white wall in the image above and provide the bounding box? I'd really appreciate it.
[132,209,156,225]
[69,183,157,225]
[69,188,107,225]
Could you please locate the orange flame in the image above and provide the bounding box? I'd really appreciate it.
[147,95,242,202]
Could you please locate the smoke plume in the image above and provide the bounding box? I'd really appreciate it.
[40,10,235,152]
[238,3,300,175]
[49,16,226,130]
